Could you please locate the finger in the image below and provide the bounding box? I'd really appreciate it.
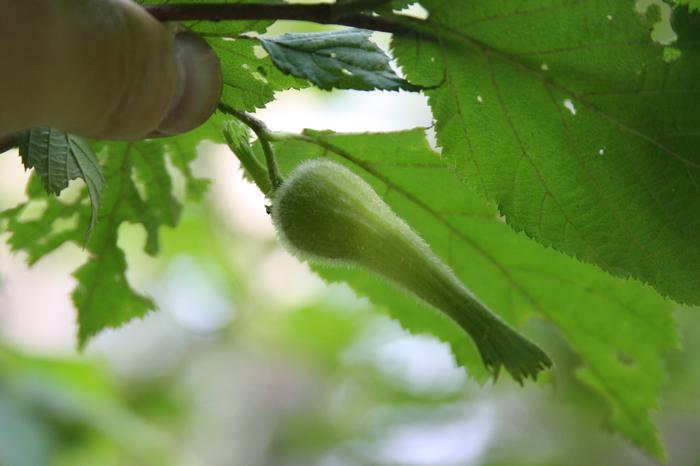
[0,0,222,140]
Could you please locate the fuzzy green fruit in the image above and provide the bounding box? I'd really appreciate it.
[272,159,551,382]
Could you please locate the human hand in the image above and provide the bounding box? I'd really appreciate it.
[0,0,222,140]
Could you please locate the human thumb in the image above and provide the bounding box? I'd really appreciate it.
[0,0,222,140]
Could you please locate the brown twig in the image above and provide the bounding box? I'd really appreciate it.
[143,3,401,34]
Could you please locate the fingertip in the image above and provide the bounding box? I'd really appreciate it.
[156,32,222,136]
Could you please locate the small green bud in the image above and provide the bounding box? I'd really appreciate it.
[272,159,551,382]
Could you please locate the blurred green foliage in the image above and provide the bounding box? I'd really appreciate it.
[2,191,699,466]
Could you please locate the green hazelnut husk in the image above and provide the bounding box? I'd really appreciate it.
[272,159,552,382]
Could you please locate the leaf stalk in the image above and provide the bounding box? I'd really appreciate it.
[218,104,283,191]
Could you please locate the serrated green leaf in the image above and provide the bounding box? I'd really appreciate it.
[0,179,87,265]
[210,38,309,112]
[72,242,154,346]
[73,133,213,344]
[252,128,676,458]
[71,140,176,345]
[260,29,418,91]
[71,116,225,344]
[68,135,105,231]
[18,127,75,195]
[17,127,104,230]
[3,116,223,347]
[391,1,700,306]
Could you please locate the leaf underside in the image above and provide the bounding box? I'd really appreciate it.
[260,29,419,91]
[17,127,104,230]
[391,1,700,306]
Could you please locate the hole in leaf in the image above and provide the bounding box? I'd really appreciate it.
[663,47,682,63]
[252,45,268,59]
[252,72,269,84]
[50,213,79,236]
[563,99,577,115]
[393,3,428,20]
[17,199,48,222]
[636,0,677,45]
